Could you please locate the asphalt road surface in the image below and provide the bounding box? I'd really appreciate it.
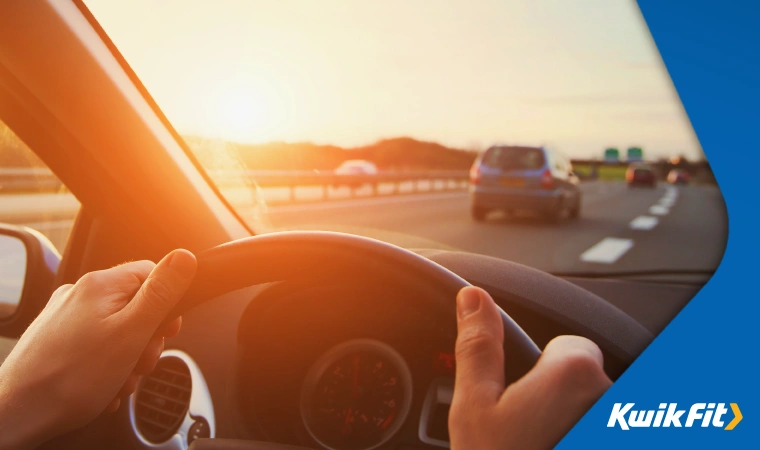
[0,181,727,275]
[258,181,727,274]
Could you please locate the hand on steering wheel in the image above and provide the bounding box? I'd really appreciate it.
[0,235,613,450]
[0,250,196,450]
[449,286,612,449]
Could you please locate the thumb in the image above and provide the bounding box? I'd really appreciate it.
[123,249,197,332]
[452,286,505,408]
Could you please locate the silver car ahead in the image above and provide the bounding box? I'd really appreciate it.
[469,145,581,223]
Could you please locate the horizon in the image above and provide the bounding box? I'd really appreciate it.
[183,134,705,162]
[85,0,703,161]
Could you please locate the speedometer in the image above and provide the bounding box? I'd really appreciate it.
[300,339,413,450]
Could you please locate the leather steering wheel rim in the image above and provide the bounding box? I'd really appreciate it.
[168,231,541,381]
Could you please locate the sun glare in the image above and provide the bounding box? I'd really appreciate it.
[205,80,272,142]
[82,0,701,158]
[222,95,262,140]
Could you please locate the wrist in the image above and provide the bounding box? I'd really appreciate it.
[0,370,59,450]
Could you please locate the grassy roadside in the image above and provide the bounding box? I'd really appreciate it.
[573,165,627,181]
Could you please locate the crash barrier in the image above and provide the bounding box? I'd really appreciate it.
[0,168,470,201]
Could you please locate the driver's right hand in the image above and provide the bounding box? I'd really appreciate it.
[449,286,612,449]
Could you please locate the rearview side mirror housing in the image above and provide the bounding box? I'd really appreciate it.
[0,223,60,338]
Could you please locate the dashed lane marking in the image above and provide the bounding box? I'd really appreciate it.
[629,215,659,230]
[580,238,634,264]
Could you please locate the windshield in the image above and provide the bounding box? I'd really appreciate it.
[81,0,727,276]
[483,147,545,171]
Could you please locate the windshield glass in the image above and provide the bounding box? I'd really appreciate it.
[82,0,727,276]
[483,147,545,170]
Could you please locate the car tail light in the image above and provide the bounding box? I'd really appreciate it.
[540,169,554,189]
[469,164,481,185]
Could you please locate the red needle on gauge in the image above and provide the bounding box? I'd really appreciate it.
[342,408,353,435]
[352,354,360,399]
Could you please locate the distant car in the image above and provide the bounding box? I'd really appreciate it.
[626,163,657,188]
[469,145,581,223]
[667,169,690,185]
[334,160,378,189]
[335,160,379,176]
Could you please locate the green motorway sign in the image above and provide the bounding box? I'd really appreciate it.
[604,148,620,162]
[627,147,643,161]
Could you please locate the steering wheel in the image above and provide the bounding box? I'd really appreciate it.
[168,231,541,450]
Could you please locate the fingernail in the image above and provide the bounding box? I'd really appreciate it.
[167,250,196,279]
[457,287,481,320]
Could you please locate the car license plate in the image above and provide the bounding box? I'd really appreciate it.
[499,177,525,187]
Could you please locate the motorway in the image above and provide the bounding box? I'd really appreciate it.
[261,182,727,274]
[0,181,728,275]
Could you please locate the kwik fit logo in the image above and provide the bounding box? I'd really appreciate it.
[608,403,742,430]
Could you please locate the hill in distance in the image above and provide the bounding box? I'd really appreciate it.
[184,136,479,172]
[1,133,478,171]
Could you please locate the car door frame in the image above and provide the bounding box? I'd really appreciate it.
[0,0,253,287]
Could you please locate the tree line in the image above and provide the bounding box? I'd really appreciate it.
[184,136,479,172]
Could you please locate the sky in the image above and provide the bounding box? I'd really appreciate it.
[84,0,702,160]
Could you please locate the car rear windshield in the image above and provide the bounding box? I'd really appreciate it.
[482,147,545,170]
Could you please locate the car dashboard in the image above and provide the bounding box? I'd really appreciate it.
[48,251,695,450]
[115,273,639,450]
[237,281,458,449]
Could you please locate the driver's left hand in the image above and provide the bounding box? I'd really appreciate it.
[0,249,196,450]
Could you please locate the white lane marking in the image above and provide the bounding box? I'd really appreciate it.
[629,215,659,230]
[661,187,678,200]
[655,186,678,213]
[580,238,634,264]
[268,191,468,213]
[647,186,677,217]
[18,219,74,230]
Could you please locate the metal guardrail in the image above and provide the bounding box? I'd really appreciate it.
[0,168,470,199]
[226,170,470,201]
[0,168,65,193]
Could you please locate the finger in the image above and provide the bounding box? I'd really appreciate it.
[118,372,141,397]
[159,316,183,339]
[122,249,197,332]
[134,335,165,375]
[110,260,157,287]
[495,336,611,447]
[527,336,611,404]
[540,335,606,370]
[505,336,610,406]
[106,397,121,414]
[452,286,505,408]
[79,260,156,299]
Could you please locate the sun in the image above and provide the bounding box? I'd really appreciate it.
[218,91,264,142]
[225,96,262,140]
[205,82,272,143]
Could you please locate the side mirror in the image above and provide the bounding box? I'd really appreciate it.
[0,224,60,338]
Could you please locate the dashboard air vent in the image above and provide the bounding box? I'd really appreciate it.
[134,355,192,443]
